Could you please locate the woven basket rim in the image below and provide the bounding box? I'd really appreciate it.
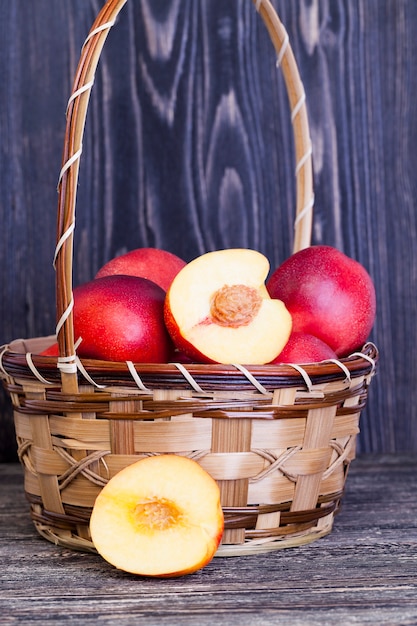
[1,337,378,392]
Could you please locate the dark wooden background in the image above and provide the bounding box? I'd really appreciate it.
[1,0,416,461]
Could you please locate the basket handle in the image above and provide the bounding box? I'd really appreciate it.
[54,0,314,390]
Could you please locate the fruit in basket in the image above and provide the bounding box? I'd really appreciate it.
[90,455,224,577]
[95,247,187,292]
[169,347,194,364]
[164,248,292,364]
[73,275,172,362]
[269,332,337,364]
[267,245,376,357]
[39,342,59,356]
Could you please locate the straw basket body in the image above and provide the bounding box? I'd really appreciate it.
[0,0,378,556]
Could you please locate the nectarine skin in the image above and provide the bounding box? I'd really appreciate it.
[39,342,59,357]
[164,305,217,364]
[95,247,187,292]
[267,245,376,357]
[270,332,337,364]
[73,275,172,362]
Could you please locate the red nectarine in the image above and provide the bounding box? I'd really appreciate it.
[270,332,337,364]
[267,245,376,357]
[39,342,59,357]
[95,247,186,292]
[73,275,172,362]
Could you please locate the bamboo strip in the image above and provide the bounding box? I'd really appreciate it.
[290,405,337,512]
[212,419,252,544]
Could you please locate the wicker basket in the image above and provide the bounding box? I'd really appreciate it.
[0,0,378,557]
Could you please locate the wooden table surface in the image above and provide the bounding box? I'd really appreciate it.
[1,455,417,625]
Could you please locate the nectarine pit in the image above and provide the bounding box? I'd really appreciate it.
[134,498,184,532]
[210,284,262,328]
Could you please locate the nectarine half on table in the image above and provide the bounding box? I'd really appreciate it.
[90,455,224,577]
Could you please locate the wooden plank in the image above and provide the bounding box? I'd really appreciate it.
[0,455,416,625]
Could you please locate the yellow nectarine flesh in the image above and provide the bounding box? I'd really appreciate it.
[90,455,224,577]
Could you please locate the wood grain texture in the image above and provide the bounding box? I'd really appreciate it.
[1,1,417,458]
[1,456,417,624]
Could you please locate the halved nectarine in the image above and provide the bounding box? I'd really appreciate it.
[90,455,224,577]
[164,249,292,364]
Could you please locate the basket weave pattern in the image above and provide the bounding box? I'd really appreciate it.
[0,0,378,556]
[1,337,377,555]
